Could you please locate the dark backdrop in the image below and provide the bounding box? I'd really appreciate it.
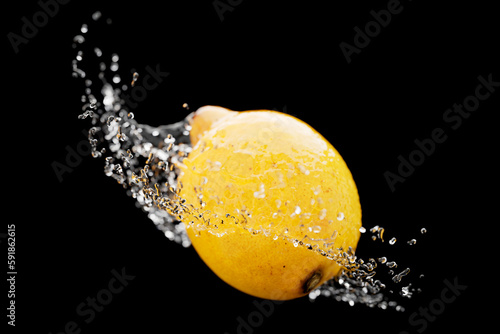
[4,0,498,333]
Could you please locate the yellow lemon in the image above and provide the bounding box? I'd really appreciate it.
[178,106,362,300]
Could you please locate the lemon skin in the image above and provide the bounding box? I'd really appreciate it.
[178,106,362,300]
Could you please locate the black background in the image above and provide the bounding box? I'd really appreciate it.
[4,0,498,333]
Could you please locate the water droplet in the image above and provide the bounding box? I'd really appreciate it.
[298,164,310,175]
[420,228,427,234]
[106,116,115,126]
[359,226,366,233]
[400,284,413,298]
[73,35,85,44]
[337,212,344,221]
[392,268,410,283]
[81,24,88,34]
[92,11,102,21]
[312,226,321,233]
[386,261,397,268]
[72,68,85,78]
[207,160,222,171]
[312,185,321,195]
[407,239,417,245]
[253,183,265,198]
[94,47,102,57]
[112,74,121,84]
[389,237,397,245]
[294,206,301,215]
[319,208,327,220]
[131,72,139,87]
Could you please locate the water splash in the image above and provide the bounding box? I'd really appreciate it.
[72,12,194,248]
[72,12,426,311]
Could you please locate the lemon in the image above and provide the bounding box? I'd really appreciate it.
[177,106,362,300]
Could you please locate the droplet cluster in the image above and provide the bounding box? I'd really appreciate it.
[72,12,194,248]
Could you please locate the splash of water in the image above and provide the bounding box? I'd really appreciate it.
[72,12,426,311]
[72,12,194,248]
